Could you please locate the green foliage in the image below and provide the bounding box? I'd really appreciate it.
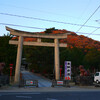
[45,27,56,33]
[0,34,17,75]
[24,42,100,75]
[69,47,84,66]
[60,47,84,67]
[1,29,100,77]
[83,48,100,70]
[24,45,54,74]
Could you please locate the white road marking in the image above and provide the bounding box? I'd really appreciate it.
[47,98,58,100]
[15,92,40,95]
[16,96,32,98]
[0,92,40,96]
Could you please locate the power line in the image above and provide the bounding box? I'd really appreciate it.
[0,22,100,36]
[0,23,45,30]
[95,19,100,22]
[76,4,100,32]
[77,31,100,35]
[0,12,100,29]
[87,28,100,36]
[0,3,88,19]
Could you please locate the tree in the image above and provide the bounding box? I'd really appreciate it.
[83,48,100,71]
[60,47,85,75]
[0,34,17,75]
[45,27,56,33]
[24,45,54,74]
[60,47,84,66]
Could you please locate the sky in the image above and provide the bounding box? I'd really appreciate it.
[0,0,100,41]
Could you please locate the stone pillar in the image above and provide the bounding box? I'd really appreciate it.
[14,36,23,84]
[54,38,60,80]
[37,38,41,42]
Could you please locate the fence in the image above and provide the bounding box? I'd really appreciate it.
[74,76,93,86]
[0,75,9,87]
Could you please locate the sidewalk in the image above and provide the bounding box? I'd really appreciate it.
[1,82,100,92]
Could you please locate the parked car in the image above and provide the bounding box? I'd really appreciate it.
[94,72,100,84]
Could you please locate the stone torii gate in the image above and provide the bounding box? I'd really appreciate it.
[6,26,70,84]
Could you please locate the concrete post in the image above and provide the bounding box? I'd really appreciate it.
[37,38,41,42]
[14,36,23,84]
[54,38,60,80]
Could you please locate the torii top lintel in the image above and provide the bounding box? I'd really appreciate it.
[6,26,70,39]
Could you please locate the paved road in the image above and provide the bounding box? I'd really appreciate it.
[0,91,100,100]
[21,71,52,87]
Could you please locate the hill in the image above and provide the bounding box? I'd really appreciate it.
[12,29,100,51]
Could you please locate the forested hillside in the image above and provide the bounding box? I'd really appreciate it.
[12,28,100,51]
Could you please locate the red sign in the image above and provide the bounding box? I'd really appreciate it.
[26,81,33,85]
[30,81,33,84]
[65,76,70,80]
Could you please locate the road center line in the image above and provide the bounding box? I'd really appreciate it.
[47,98,58,100]
[18,92,41,95]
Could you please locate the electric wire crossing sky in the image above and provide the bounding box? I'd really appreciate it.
[0,0,100,41]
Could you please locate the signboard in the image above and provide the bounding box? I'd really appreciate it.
[57,81,63,85]
[24,80,38,87]
[26,81,33,85]
[64,61,71,80]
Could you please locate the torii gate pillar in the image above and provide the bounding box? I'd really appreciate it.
[14,36,23,83]
[54,38,60,80]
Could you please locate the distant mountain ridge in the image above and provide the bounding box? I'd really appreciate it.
[52,29,100,51]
